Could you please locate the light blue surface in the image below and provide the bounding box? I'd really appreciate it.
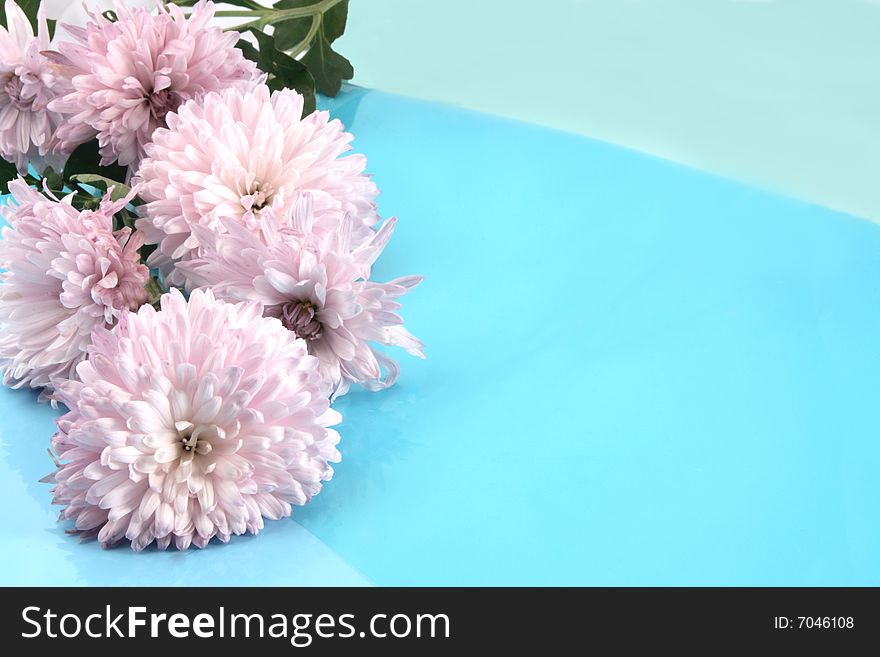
[2,87,880,585]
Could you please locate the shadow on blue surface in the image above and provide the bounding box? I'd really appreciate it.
[1,85,879,585]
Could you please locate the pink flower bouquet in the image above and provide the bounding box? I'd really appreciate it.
[0,0,423,550]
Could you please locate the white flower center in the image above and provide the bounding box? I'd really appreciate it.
[239,179,276,214]
[175,420,215,464]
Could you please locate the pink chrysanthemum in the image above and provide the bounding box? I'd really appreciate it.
[48,0,261,167]
[50,287,341,550]
[134,83,379,287]
[178,196,424,395]
[0,0,73,172]
[0,178,149,390]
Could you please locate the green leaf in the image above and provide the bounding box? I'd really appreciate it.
[69,174,132,202]
[198,0,354,97]
[300,24,353,96]
[270,1,352,95]
[42,166,63,192]
[0,157,17,195]
[272,0,349,46]
[271,0,324,51]
[272,15,312,52]
[62,140,129,185]
[236,38,261,63]
[321,0,349,43]
[239,30,316,114]
[116,206,138,232]
[266,45,315,100]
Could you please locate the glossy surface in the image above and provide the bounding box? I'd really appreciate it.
[340,0,880,222]
[3,87,880,585]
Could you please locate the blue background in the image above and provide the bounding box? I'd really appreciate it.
[2,87,879,585]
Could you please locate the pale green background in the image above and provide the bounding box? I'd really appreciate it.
[337,0,880,221]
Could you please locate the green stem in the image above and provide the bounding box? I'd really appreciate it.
[212,0,344,30]
[227,19,261,32]
[289,14,322,58]
[212,10,260,19]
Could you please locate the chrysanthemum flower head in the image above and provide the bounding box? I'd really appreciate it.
[178,195,424,395]
[134,83,379,287]
[0,0,73,172]
[0,178,149,390]
[50,287,341,550]
[48,0,262,167]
